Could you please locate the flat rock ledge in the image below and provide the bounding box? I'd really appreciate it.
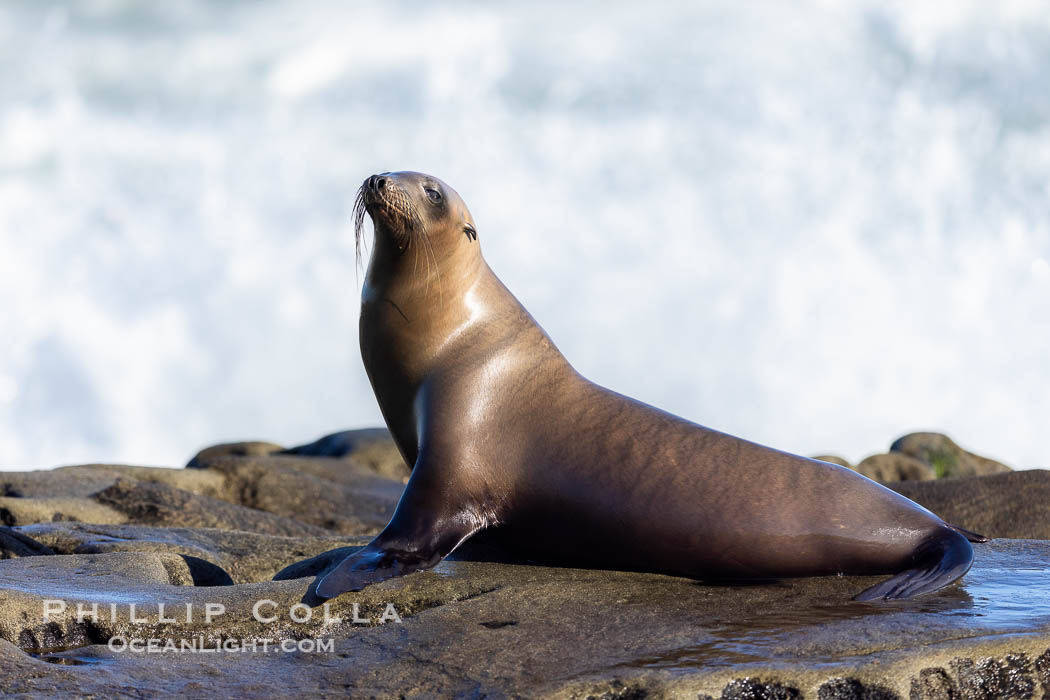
[0,431,1048,698]
[0,539,1046,698]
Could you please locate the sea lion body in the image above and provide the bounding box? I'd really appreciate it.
[315,171,980,601]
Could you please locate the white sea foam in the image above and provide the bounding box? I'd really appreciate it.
[0,0,1047,470]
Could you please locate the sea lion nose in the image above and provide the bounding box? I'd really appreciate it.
[368,175,387,192]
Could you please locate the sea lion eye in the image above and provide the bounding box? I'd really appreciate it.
[425,187,442,204]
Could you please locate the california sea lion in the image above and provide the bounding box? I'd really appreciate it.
[315,171,985,602]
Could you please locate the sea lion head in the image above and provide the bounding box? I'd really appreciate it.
[353,171,477,266]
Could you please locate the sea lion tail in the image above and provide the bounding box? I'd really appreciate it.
[853,529,974,602]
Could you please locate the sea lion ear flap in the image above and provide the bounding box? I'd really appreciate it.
[464,224,477,241]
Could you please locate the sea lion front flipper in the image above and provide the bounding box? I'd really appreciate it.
[314,510,484,599]
[315,448,489,599]
[853,529,973,602]
[314,541,445,598]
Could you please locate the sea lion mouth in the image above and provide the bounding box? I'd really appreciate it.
[352,174,425,263]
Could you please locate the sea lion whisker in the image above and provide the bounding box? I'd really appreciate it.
[419,225,442,302]
[352,185,368,272]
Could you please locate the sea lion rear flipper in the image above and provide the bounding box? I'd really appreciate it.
[947,523,990,543]
[853,530,973,602]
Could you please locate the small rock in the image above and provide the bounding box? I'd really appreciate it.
[583,678,648,700]
[813,455,853,469]
[280,428,410,480]
[185,441,285,468]
[950,657,1007,700]
[720,677,800,699]
[1001,653,1036,699]
[890,433,1012,478]
[855,453,936,483]
[817,677,900,699]
[909,667,958,700]
[1035,648,1050,696]
[0,527,55,559]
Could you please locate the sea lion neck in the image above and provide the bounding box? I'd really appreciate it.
[361,234,486,309]
[359,241,495,375]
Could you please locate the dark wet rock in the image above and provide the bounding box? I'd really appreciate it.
[18,522,367,584]
[721,677,801,698]
[890,433,1012,478]
[92,479,332,537]
[582,679,649,699]
[950,657,1006,700]
[886,653,1037,700]
[189,454,402,534]
[856,453,936,483]
[0,526,54,559]
[186,440,285,468]
[891,470,1050,539]
[280,428,411,481]
[1001,653,1038,698]
[909,668,957,700]
[1035,648,1050,695]
[818,677,899,699]
[813,455,853,469]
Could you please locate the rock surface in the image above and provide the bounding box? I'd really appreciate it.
[890,432,1013,478]
[891,469,1050,539]
[855,452,936,482]
[1,463,227,499]
[0,527,54,559]
[0,431,1047,698]
[93,479,333,537]
[0,496,127,527]
[811,455,852,469]
[1,446,404,535]
[185,441,284,468]
[188,454,401,534]
[0,540,1048,698]
[279,428,411,481]
[18,522,368,584]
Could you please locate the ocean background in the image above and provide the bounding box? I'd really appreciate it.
[0,0,1047,471]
